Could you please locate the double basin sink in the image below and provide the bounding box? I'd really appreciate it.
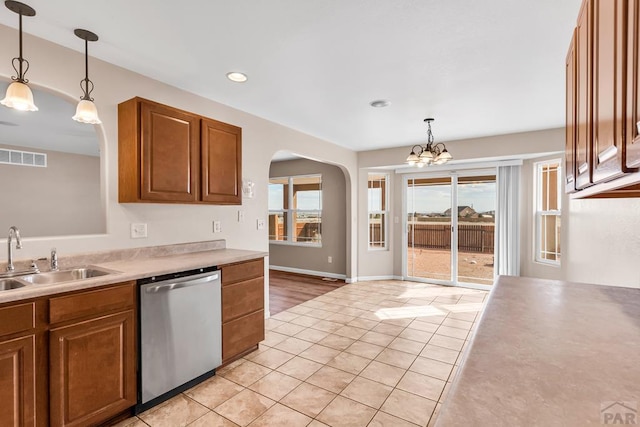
[0,266,118,291]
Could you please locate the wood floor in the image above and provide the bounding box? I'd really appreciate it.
[269,270,346,315]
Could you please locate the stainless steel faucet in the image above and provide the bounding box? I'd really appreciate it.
[50,247,58,271]
[6,226,22,272]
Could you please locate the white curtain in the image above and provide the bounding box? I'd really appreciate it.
[495,165,521,276]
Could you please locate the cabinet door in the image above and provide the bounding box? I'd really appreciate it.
[576,0,593,189]
[566,30,578,193]
[140,101,200,202]
[49,311,136,427]
[628,0,640,168]
[201,118,242,204]
[592,0,627,183]
[0,335,36,427]
[222,310,265,363]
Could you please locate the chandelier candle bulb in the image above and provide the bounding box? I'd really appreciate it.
[405,118,453,167]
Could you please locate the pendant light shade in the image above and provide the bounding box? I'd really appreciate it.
[1,81,38,111]
[405,118,453,167]
[72,28,101,124]
[1,1,38,112]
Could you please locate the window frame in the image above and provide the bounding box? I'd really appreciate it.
[367,173,390,251]
[534,159,562,266]
[268,174,322,247]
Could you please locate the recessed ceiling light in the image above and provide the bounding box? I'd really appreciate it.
[370,99,390,108]
[226,72,248,83]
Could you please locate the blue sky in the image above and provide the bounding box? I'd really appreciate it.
[269,185,321,210]
[408,182,496,214]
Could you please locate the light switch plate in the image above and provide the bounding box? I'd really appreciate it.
[238,210,245,223]
[257,219,266,230]
[131,223,148,239]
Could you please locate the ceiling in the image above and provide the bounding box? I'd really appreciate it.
[0,0,581,152]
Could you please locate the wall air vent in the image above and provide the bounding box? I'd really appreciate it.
[0,148,47,167]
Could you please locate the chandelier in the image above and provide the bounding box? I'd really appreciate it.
[405,118,453,167]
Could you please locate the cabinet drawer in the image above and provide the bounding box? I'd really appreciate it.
[222,309,264,361]
[222,258,264,285]
[222,277,264,322]
[0,302,35,337]
[49,282,135,325]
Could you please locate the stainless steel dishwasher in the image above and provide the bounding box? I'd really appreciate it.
[136,266,222,413]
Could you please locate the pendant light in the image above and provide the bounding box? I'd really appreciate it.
[72,29,101,124]
[405,118,453,167]
[1,1,38,112]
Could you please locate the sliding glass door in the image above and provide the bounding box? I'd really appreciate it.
[405,174,496,287]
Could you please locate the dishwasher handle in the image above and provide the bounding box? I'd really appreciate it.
[144,273,219,293]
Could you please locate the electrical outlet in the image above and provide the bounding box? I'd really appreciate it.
[238,210,245,223]
[328,256,332,263]
[131,223,148,239]
[213,221,222,233]
[257,219,265,230]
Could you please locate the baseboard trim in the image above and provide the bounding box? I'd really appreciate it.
[354,275,404,282]
[269,265,347,280]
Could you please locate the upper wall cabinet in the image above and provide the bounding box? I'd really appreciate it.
[567,0,640,197]
[118,97,242,205]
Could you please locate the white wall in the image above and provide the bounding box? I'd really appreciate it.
[0,24,358,280]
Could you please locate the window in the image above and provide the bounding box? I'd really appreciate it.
[535,160,561,265]
[368,173,389,249]
[268,175,322,245]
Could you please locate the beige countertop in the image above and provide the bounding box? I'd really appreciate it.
[436,275,640,427]
[0,248,267,305]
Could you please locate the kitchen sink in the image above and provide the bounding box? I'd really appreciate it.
[21,266,117,285]
[0,278,27,290]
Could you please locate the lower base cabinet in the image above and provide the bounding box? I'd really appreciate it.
[0,335,36,426]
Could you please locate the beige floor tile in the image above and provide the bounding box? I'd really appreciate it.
[250,347,296,369]
[436,325,470,340]
[111,417,148,427]
[407,319,439,333]
[274,337,315,355]
[280,383,337,418]
[216,358,246,375]
[339,376,393,409]
[305,309,334,320]
[325,312,357,324]
[344,341,384,359]
[306,365,356,393]
[414,315,446,325]
[139,394,209,427]
[441,317,473,331]
[358,361,405,387]
[420,344,460,364]
[368,411,420,427]
[372,323,404,337]
[188,411,239,427]
[276,356,324,380]
[334,325,368,340]
[243,345,270,361]
[248,371,301,401]
[261,331,289,347]
[317,396,376,427]
[286,305,314,315]
[439,382,452,403]
[271,311,300,322]
[380,318,413,327]
[317,334,356,351]
[273,322,308,336]
[387,337,426,355]
[289,315,321,327]
[397,370,446,401]
[447,311,478,322]
[247,403,311,427]
[298,343,342,364]
[307,420,331,427]
[327,351,371,375]
[409,357,453,381]
[221,361,272,387]
[374,348,417,369]
[185,375,244,409]
[347,317,379,330]
[264,318,286,331]
[214,389,275,427]
[380,389,437,426]
[428,334,465,351]
[398,328,433,343]
[359,331,395,347]
[294,328,330,343]
[311,319,344,333]
[340,307,368,317]
[428,403,442,427]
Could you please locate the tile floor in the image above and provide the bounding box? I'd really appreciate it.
[115,280,488,427]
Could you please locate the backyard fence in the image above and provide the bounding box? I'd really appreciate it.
[406,223,494,254]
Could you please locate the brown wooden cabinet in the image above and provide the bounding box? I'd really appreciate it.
[627,0,640,168]
[48,282,137,427]
[0,303,37,427]
[566,0,640,197]
[221,258,265,364]
[119,97,242,205]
